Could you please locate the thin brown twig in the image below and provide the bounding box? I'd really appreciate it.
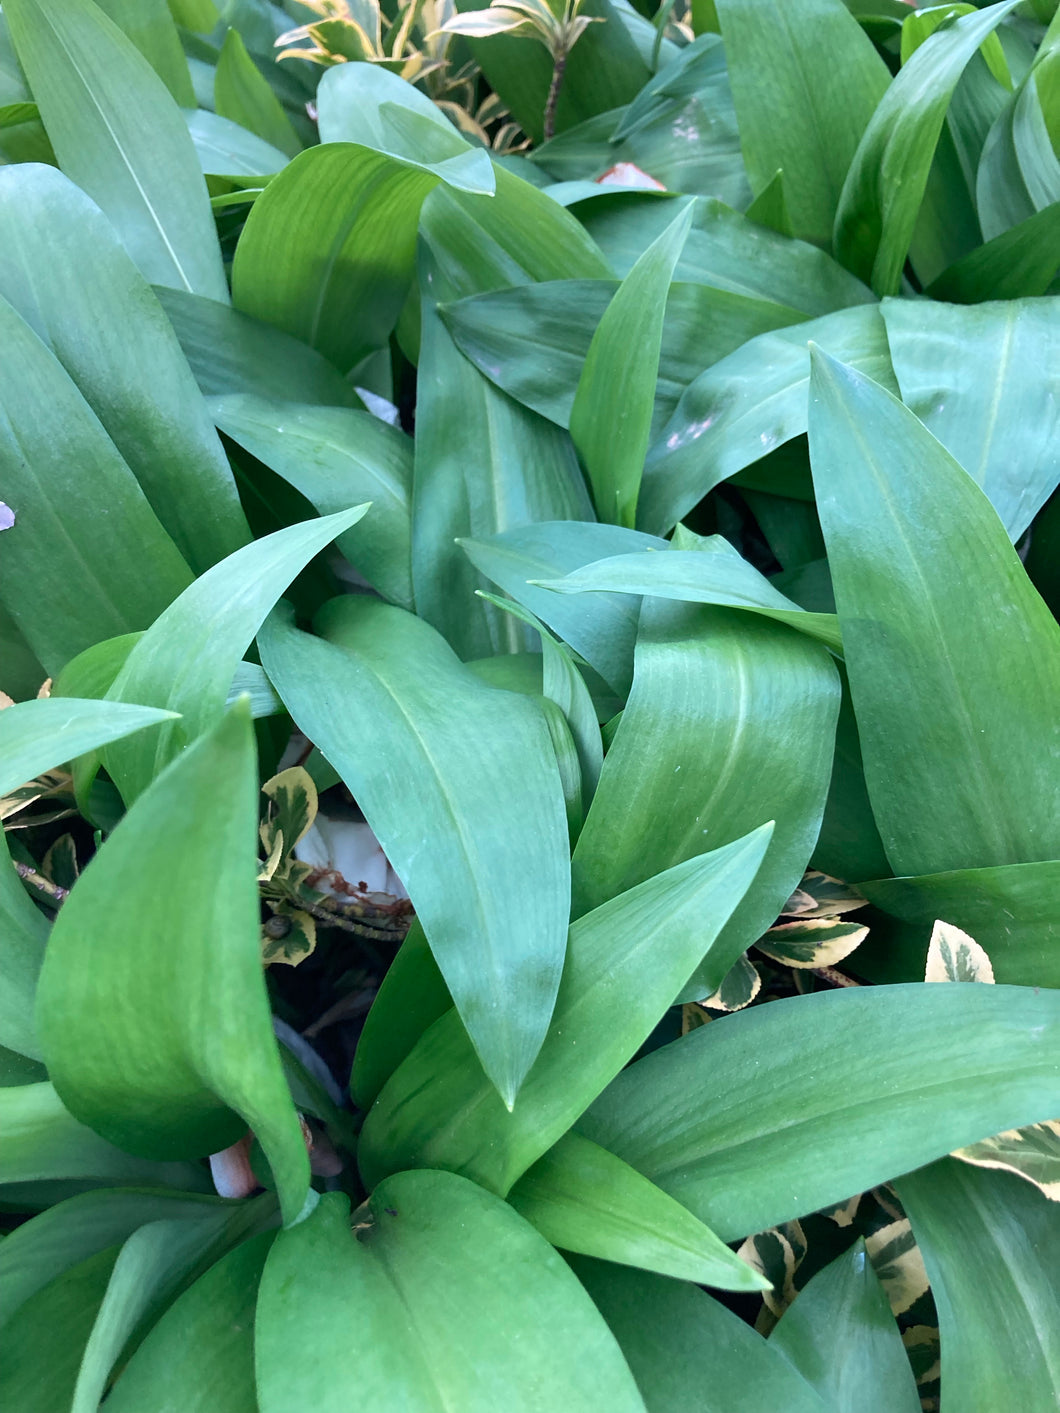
[543,49,567,143]
[813,965,860,988]
[14,860,69,904]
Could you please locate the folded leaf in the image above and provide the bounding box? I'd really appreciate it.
[256,1179,647,1412]
[358,827,771,1194]
[807,347,1060,875]
[580,982,1060,1241]
[4,0,227,299]
[36,705,312,1226]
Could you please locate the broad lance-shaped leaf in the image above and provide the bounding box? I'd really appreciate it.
[92,0,194,104]
[209,394,413,610]
[570,204,693,527]
[357,826,772,1195]
[440,278,806,435]
[461,521,667,698]
[567,598,839,1001]
[535,543,843,653]
[572,1258,830,1413]
[834,0,1022,295]
[897,1160,1060,1413]
[103,1230,273,1413]
[881,296,1060,542]
[507,1130,769,1293]
[717,0,889,249]
[214,27,300,158]
[413,302,594,662]
[579,982,1060,1242]
[0,292,194,677]
[232,144,490,374]
[256,1179,647,1413]
[35,704,313,1227]
[258,597,570,1108]
[0,164,249,574]
[769,1241,921,1413]
[926,200,1060,303]
[807,347,1060,876]
[104,507,367,803]
[1,1082,211,1193]
[639,303,894,535]
[3,0,227,300]
[184,109,289,181]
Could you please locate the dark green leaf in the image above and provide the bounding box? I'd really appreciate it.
[215,26,300,157]
[926,200,1060,302]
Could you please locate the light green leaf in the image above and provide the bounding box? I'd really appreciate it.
[640,303,894,535]
[580,982,1060,1241]
[35,705,312,1226]
[897,1160,1060,1412]
[717,0,889,247]
[572,1258,829,1413]
[256,1178,647,1413]
[570,204,692,527]
[881,295,1060,541]
[103,507,367,803]
[215,26,300,157]
[209,394,413,609]
[769,1240,921,1413]
[508,1130,769,1291]
[807,347,1060,875]
[184,106,289,178]
[834,0,1022,294]
[0,294,194,676]
[0,163,249,574]
[0,832,49,1062]
[536,544,843,652]
[93,0,195,104]
[258,596,571,1107]
[4,0,228,299]
[358,826,772,1195]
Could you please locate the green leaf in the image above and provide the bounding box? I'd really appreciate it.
[926,200,1060,302]
[185,106,289,178]
[441,278,807,435]
[807,347,1060,875]
[859,860,1060,986]
[536,544,843,653]
[232,102,494,371]
[640,304,893,535]
[35,705,313,1226]
[461,521,667,697]
[93,0,195,104]
[717,0,889,248]
[104,1229,273,1413]
[215,27,300,158]
[508,1130,769,1291]
[258,596,571,1107]
[881,295,1060,541]
[978,61,1060,241]
[413,304,594,661]
[154,286,360,408]
[0,295,194,676]
[569,205,692,527]
[834,0,1022,294]
[4,0,228,299]
[0,833,49,1062]
[578,193,876,315]
[769,1240,921,1413]
[1,1082,211,1194]
[567,599,839,998]
[572,1258,830,1413]
[256,1178,647,1412]
[897,1160,1060,1412]
[0,163,250,574]
[103,507,367,803]
[209,394,413,610]
[580,982,1060,1241]
[357,827,772,1194]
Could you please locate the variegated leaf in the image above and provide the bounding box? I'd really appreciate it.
[952,1121,1060,1202]
[780,870,869,919]
[705,952,761,1012]
[262,903,318,967]
[756,918,869,969]
[262,766,318,863]
[818,1193,862,1228]
[924,920,994,983]
[902,1325,941,1392]
[865,1218,930,1317]
[736,1219,808,1324]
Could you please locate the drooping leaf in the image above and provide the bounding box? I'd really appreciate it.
[357,827,772,1195]
[35,705,312,1227]
[570,204,693,527]
[258,596,570,1107]
[580,982,1060,1241]
[769,1240,921,1413]
[4,0,228,299]
[716,0,889,248]
[807,347,1060,875]
[255,1179,647,1413]
[0,163,249,574]
[507,1130,769,1292]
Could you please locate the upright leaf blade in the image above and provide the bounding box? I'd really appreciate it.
[214,26,300,158]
